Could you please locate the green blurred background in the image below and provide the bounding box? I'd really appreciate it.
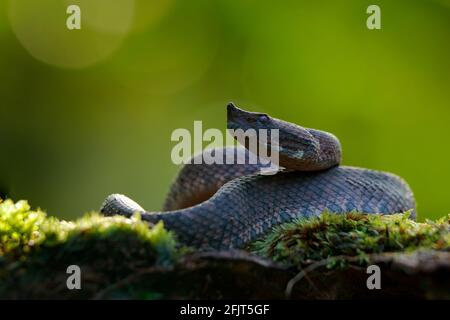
[0,0,449,220]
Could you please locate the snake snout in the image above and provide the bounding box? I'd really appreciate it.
[227,102,246,122]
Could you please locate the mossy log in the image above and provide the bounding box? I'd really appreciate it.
[0,200,449,299]
[100,250,450,300]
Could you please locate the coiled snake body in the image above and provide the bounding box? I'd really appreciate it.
[101,103,416,250]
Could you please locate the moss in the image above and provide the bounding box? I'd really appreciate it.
[252,211,450,269]
[0,199,179,298]
[2,199,450,298]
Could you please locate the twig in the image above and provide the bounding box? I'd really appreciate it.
[285,258,332,298]
[285,255,361,298]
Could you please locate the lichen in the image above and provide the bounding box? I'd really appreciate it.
[252,211,450,269]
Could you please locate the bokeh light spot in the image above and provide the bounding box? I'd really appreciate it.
[8,0,134,68]
[131,0,175,33]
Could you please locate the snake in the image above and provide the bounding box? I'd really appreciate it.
[100,103,416,250]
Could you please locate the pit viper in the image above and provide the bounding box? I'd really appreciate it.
[101,103,416,250]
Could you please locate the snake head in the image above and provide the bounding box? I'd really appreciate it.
[227,102,322,169]
[227,103,272,131]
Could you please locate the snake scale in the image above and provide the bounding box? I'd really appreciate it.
[101,103,416,250]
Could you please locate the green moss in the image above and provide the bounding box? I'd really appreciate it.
[2,199,450,298]
[0,199,177,264]
[0,199,179,298]
[252,212,450,269]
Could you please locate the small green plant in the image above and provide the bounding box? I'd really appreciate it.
[252,211,450,268]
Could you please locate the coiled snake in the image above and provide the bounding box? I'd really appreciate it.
[101,103,416,250]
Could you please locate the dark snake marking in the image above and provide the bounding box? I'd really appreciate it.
[101,103,416,250]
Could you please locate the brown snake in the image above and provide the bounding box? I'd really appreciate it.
[100,103,416,250]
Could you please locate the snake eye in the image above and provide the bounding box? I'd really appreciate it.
[258,114,269,122]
